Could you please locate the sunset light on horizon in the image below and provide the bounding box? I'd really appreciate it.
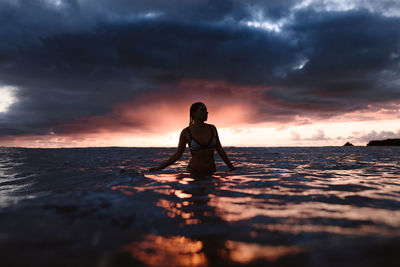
[1,0,400,148]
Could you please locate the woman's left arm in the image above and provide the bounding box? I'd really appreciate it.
[212,125,235,171]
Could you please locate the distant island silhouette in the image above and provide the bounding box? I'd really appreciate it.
[343,142,354,146]
[367,138,400,146]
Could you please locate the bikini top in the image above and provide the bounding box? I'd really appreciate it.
[188,125,216,151]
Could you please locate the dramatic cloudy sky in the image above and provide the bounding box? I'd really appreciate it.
[1,0,400,147]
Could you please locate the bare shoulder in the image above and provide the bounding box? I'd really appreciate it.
[180,127,190,139]
[207,124,218,134]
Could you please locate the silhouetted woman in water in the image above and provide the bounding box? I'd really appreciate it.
[149,102,235,175]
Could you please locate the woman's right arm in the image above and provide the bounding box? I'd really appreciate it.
[149,128,188,172]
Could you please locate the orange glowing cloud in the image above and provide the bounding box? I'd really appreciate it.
[2,79,400,148]
[52,79,271,136]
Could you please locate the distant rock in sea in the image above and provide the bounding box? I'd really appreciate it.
[367,138,400,146]
[343,142,354,146]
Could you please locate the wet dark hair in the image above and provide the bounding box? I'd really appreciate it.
[189,102,205,126]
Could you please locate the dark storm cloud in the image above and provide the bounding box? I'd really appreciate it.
[263,8,400,118]
[1,0,400,137]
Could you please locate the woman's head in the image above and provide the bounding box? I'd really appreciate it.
[189,102,208,125]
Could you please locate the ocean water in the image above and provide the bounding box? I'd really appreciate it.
[0,146,400,266]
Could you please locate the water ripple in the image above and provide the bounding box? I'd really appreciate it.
[0,147,400,266]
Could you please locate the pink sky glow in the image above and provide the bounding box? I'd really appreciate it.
[1,80,400,148]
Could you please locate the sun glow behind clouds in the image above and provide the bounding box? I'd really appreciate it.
[0,86,17,113]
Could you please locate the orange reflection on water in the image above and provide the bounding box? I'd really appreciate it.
[179,177,195,185]
[146,173,178,182]
[210,196,269,221]
[122,234,207,267]
[226,241,302,263]
[156,198,200,225]
[110,185,135,196]
[156,199,181,217]
[175,190,192,199]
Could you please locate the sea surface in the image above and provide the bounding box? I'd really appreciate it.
[0,146,400,266]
